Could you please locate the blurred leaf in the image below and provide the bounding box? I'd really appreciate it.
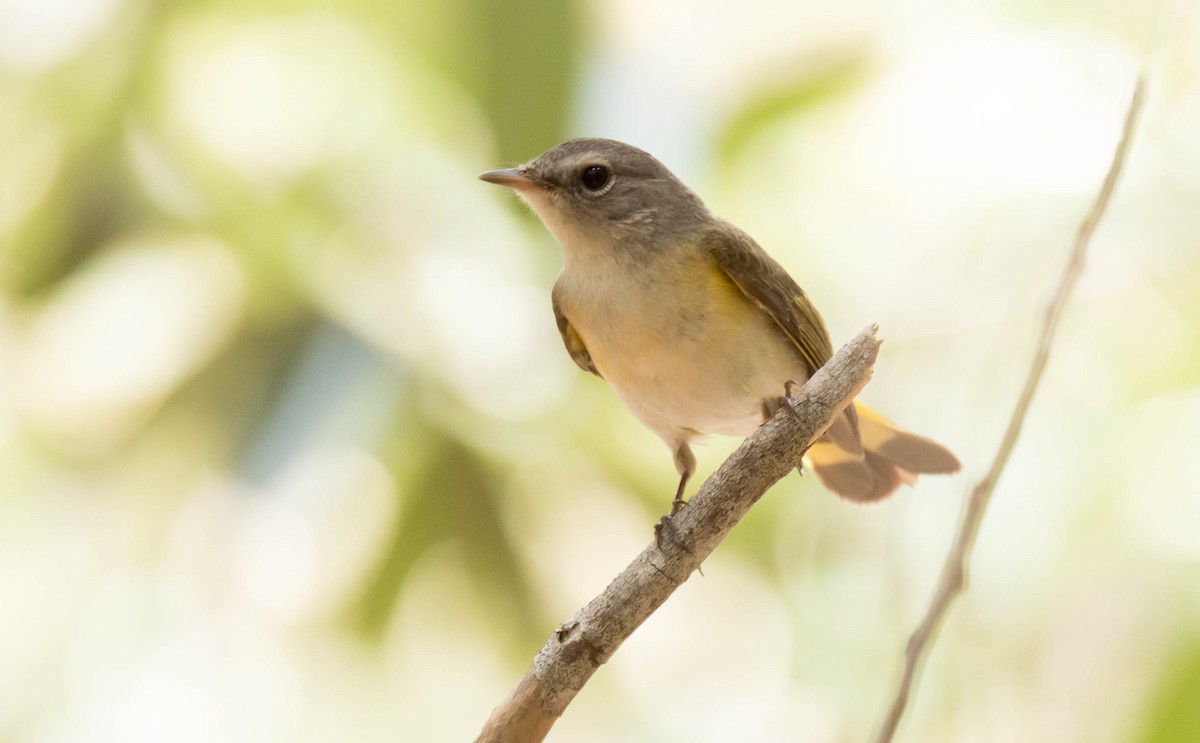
[352,419,537,645]
[1134,637,1200,743]
[473,0,582,160]
[352,0,582,161]
[713,52,872,172]
[6,147,137,296]
[2,5,165,297]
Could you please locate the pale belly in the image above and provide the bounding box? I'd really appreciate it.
[555,260,809,446]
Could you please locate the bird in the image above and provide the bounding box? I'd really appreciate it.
[480,138,959,513]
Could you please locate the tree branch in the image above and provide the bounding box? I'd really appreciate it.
[870,76,1146,743]
[475,325,883,743]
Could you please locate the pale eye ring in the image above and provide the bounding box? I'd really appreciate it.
[580,164,611,191]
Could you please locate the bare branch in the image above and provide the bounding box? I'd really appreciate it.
[870,76,1147,743]
[475,325,883,743]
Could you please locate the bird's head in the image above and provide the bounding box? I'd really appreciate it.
[480,138,710,260]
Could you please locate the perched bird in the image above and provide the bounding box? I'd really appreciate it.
[481,138,958,512]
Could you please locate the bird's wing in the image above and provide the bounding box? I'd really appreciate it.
[704,222,833,376]
[551,289,602,378]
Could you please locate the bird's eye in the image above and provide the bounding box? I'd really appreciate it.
[580,164,611,191]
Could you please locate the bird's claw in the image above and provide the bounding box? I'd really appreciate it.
[654,514,679,551]
[655,499,690,552]
[774,380,804,421]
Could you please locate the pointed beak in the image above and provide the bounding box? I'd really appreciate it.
[479,168,537,191]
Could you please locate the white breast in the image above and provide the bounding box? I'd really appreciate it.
[553,242,809,448]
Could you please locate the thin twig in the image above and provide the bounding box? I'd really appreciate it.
[871,76,1146,743]
[475,326,883,743]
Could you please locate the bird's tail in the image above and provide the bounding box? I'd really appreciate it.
[805,402,960,502]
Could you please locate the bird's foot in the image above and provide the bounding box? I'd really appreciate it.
[762,380,804,424]
[670,494,686,516]
[654,514,677,551]
[654,498,691,552]
[780,380,804,420]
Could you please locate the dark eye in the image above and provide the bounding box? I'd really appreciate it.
[580,164,611,191]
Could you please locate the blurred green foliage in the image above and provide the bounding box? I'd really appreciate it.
[714,52,872,171]
[1136,638,1200,743]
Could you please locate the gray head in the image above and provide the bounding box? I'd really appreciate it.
[480,138,711,259]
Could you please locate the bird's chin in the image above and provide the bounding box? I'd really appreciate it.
[514,191,556,225]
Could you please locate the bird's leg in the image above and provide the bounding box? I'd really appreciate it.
[655,442,695,551]
[669,442,695,515]
[670,470,690,516]
[782,379,805,420]
[762,379,805,423]
[762,381,806,476]
[655,473,691,551]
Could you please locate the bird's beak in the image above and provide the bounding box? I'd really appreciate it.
[479,168,537,191]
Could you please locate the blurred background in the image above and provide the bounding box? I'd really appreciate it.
[1,0,1198,741]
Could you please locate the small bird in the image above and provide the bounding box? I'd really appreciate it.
[481,138,959,512]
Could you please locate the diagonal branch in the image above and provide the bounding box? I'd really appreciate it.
[870,76,1147,743]
[475,324,883,743]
